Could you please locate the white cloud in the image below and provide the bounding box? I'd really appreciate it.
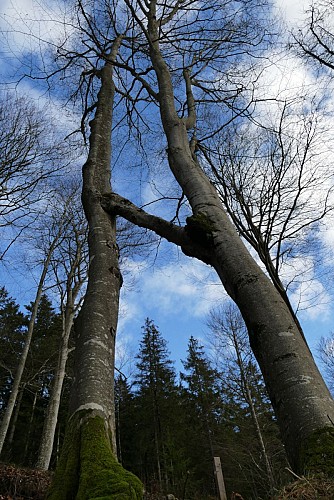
[273,0,309,27]
[322,222,334,252]
[0,0,75,58]
[119,253,228,332]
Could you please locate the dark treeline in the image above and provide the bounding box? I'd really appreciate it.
[0,287,290,499]
[116,318,289,499]
[0,287,71,470]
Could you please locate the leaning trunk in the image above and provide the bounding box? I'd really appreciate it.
[167,101,334,476]
[147,9,334,475]
[47,45,142,499]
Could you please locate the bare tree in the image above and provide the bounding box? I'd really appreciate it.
[295,1,334,73]
[0,91,75,259]
[7,0,334,488]
[36,185,88,471]
[207,304,286,495]
[43,6,143,493]
[200,100,334,326]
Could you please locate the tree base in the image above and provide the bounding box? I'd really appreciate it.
[47,411,143,499]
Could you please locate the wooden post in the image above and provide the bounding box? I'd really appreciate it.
[214,456,227,500]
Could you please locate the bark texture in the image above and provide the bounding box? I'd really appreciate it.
[47,43,143,497]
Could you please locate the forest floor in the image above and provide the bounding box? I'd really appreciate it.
[272,473,334,499]
[1,463,334,499]
[0,463,52,499]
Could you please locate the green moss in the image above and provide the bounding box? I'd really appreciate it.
[77,416,143,499]
[46,413,81,499]
[47,412,143,500]
[300,427,334,476]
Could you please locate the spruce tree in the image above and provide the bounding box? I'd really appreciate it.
[0,287,27,420]
[133,319,178,496]
[5,294,63,465]
[180,336,223,498]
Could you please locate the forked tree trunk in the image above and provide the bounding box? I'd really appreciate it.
[46,43,143,499]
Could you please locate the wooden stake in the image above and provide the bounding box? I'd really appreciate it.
[214,456,227,500]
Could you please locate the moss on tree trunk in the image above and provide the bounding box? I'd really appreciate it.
[47,411,143,500]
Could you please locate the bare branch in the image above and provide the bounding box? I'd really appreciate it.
[101,192,212,264]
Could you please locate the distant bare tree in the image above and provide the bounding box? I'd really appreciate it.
[207,304,287,495]
[36,185,88,471]
[0,91,76,259]
[200,100,334,326]
[295,1,334,73]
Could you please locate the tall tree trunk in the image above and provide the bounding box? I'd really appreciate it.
[244,378,276,492]
[6,387,24,458]
[229,327,276,491]
[154,48,334,474]
[36,228,86,471]
[36,299,74,470]
[0,242,58,456]
[47,43,142,499]
[23,390,38,465]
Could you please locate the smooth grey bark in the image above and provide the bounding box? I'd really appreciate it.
[48,36,142,499]
[0,234,60,456]
[68,56,122,450]
[103,1,334,472]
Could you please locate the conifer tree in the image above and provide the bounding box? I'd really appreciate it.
[180,336,223,498]
[8,295,62,466]
[0,288,27,419]
[134,319,178,495]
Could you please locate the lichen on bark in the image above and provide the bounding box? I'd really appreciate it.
[46,411,143,500]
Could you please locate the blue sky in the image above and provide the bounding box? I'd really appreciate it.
[1,0,334,383]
